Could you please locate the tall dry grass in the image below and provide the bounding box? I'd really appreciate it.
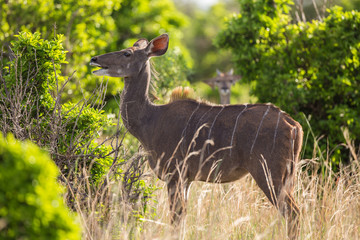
[74,130,360,240]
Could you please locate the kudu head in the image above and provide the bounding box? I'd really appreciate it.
[89,34,169,78]
[205,69,241,104]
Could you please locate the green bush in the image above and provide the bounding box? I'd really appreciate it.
[3,31,67,110]
[1,32,156,223]
[216,0,360,169]
[0,133,80,240]
[1,32,113,183]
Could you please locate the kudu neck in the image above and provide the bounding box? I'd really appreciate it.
[220,94,230,105]
[120,61,153,138]
[122,61,152,105]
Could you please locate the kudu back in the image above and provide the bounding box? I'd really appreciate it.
[90,34,303,239]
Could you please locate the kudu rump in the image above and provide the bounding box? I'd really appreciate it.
[90,34,303,238]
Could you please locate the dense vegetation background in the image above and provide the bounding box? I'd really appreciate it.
[1,0,360,239]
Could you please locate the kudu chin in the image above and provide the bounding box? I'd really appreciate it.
[90,34,303,239]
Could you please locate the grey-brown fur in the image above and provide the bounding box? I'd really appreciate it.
[90,34,303,239]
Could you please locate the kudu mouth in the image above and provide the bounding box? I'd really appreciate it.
[89,58,109,76]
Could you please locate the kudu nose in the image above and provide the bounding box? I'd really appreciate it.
[221,88,230,94]
[91,56,97,62]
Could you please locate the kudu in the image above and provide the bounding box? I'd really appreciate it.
[90,34,303,239]
[205,69,241,104]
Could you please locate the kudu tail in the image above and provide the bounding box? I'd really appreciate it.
[281,120,303,240]
[283,118,303,192]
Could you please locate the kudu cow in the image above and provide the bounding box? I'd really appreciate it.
[205,69,241,104]
[90,34,303,239]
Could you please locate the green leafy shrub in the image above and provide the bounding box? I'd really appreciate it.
[60,102,111,152]
[1,32,113,183]
[217,0,360,169]
[0,133,80,240]
[3,31,67,110]
[1,32,157,227]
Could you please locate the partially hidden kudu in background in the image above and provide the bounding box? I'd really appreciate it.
[205,69,241,104]
[90,34,303,239]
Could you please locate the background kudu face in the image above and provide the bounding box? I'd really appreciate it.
[205,69,241,104]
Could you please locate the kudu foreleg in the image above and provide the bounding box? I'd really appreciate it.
[166,179,190,224]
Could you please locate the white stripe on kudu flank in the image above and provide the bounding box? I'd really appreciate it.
[250,105,270,155]
[230,104,248,156]
[271,111,282,155]
[207,106,225,154]
[182,103,201,138]
[195,106,214,131]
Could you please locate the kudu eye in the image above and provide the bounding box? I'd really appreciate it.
[124,52,131,57]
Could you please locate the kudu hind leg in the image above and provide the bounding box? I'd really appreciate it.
[248,159,299,239]
[274,178,300,240]
[281,193,300,240]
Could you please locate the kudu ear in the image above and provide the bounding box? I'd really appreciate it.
[232,75,242,85]
[133,38,149,49]
[216,69,222,76]
[228,68,234,75]
[145,34,169,58]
